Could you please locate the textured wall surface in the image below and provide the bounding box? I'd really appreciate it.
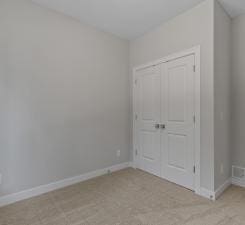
[0,0,130,197]
[213,0,232,190]
[231,14,245,169]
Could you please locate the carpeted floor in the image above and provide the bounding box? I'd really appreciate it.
[1,168,245,225]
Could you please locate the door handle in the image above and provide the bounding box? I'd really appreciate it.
[155,124,160,129]
[160,124,166,129]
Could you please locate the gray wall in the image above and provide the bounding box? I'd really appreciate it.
[0,0,130,197]
[0,0,237,198]
[213,0,232,190]
[130,0,215,191]
[0,8,9,192]
[231,14,245,168]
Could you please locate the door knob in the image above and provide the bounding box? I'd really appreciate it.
[160,124,166,129]
[155,124,160,129]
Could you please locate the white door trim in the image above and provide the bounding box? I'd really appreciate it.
[133,46,201,195]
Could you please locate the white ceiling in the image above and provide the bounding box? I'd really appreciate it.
[32,0,245,40]
[219,0,245,18]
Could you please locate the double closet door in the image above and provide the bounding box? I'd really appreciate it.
[135,54,195,190]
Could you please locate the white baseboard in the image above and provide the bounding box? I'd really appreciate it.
[232,177,245,188]
[0,162,132,208]
[197,179,232,201]
[129,161,136,169]
[197,187,215,200]
[214,178,231,200]
[1,162,237,207]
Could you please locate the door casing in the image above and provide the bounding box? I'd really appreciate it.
[133,46,201,195]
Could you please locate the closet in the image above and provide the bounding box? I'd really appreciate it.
[133,49,200,191]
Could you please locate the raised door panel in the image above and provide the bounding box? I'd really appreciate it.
[161,55,195,190]
[137,66,161,177]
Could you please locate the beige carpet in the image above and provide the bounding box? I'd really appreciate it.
[1,168,245,225]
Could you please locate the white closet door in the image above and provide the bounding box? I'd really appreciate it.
[137,65,161,177]
[161,55,195,190]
